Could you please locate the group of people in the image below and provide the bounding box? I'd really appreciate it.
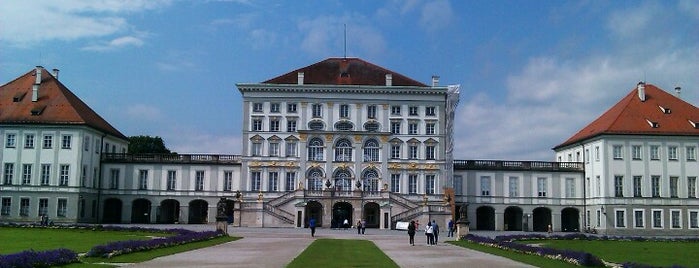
[356,219,366,234]
[406,219,456,246]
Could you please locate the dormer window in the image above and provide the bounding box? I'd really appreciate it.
[13,92,26,102]
[646,119,659,128]
[690,120,699,129]
[659,106,671,114]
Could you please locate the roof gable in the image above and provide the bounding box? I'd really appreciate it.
[263,57,428,87]
[0,67,127,140]
[555,83,699,149]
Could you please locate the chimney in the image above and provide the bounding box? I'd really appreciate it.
[385,74,392,86]
[637,81,646,102]
[431,75,440,87]
[675,86,681,98]
[32,66,43,102]
[297,72,304,85]
[52,68,59,79]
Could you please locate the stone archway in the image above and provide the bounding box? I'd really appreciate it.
[188,199,209,224]
[131,198,151,224]
[533,207,552,232]
[305,200,323,227]
[102,198,122,224]
[363,202,380,228]
[159,199,180,224]
[476,206,495,230]
[332,201,352,229]
[561,207,580,232]
[504,206,523,231]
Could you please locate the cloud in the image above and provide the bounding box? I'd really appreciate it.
[418,0,454,33]
[166,132,242,155]
[82,36,145,51]
[297,14,387,58]
[124,104,163,121]
[155,50,200,72]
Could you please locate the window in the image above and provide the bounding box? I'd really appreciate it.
[537,177,547,197]
[585,149,590,163]
[613,145,623,159]
[391,174,400,193]
[363,139,379,162]
[408,174,417,194]
[285,141,297,157]
[24,134,34,148]
[670,176,679,198]
[425,123,436,135]
[634,210,644,228]
[6,133,16,148]
[167,170,176,190]
[687,146,696,161]
[391,105,401,115]
[633,176,642,197]
[652,210,663,228]
[43,135,53,149]
[95,140,100,154]
[595,146,599,161]
[425,145,436,160]
[454,175,463,195]
[251,141,262,156]
[689,177,697,198]
[252,118,262,131]
[364,122,379,132]
[425,106,436,116]
[650,145,660,160]
[3,163,14,185]
[268,172,278,192]
[335,121,354,131]
[287,103,297,113]
[668,146,678,160]
[307,169,323,191]
[81,165,87,187]
[339,104,349,118]
[40,164,50,185]
[615,210,626,228]
[391,122,401,134]
[269,142,279,156]
[84,136,90,151]
[110,169,120,189]
[20,198,30,216]
[270,103,280,113]
[425,175,435,194]
[565,178,575,198]
[269,118,280,132]
[632,145,642,160]
[138,169,148,190]
[307,138,324,161]
[251,172,261,191]
[408,144,418,159]
[671,210,681,228]
[334,139,353,162]
[285,172,296,191]
[408,122,418,135]
[408,106,419,116]
[287,119,297,132]
[614,175,624,197]
[308,121,324,130]
[508,177,519,197]
[57,199,67,217]
[596,210,601,227]
[61,135,71,149]
[367,105,377,119]
[223,171,233,191]
[1,198,10,216]
[690,211,699,229]
[22,164,32,185]
[195,171,205,191]
[596,176,601,197]
[59,165,69,186]
[38,198,48,216]
[390,144,401,159]
[312,104,322,118]
[480,176,491,196]
[253,102,263,112]
[651,176,661,197]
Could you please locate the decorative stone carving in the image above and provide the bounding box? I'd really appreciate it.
[353,135,362,142]
[325,134,333,142]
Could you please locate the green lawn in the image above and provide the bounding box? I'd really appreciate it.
[287,239,399,268]
[448,240,581,268]
[0,227,165,254]
[526,239,699,267]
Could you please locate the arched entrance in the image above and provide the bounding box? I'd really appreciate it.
[476,206,495,230]
[305,201,323,227]
[363,202,380,228]
[225,199,235,224]
[561,207,580,232]
[131,199,151,224]
[188,199,208,224]
[159,199,180,224]
[102,198,122,223]
[332,201,353,228]
[504,206,523,231]
[533,207,552,232]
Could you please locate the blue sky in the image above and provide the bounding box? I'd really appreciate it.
[2,0,698,160]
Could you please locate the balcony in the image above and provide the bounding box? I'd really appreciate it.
[102,153,242,165]
[453,160,583,172]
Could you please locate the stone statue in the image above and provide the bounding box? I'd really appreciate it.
[217,197,227,218]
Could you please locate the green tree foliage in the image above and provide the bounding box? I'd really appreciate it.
[128,135,172,154]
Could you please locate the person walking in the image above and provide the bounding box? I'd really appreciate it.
[407,220,416,246]
[425,222,434,245]
[361,219,366,234]
[447,219,454,237]
[357,220,362,234]
[343,218,349,230]
[432,220,440,244]
[309,218,317,237]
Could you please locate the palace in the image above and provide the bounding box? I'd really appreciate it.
[1,59,697,235]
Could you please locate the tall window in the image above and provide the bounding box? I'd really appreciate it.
[595,146,600,161]
[110,169,120,189]
[425,145,435,160]
[614,175,624,197]
[334,169,352,192]
[670,176,678,198]
[195,171,205,191]
[287,103,297,113]
[20,198,30,216]
[1,198,10,216]
[81,165,87,187]
[480,176,491,196]
[652,210,663,228]
[268,172,278,192]
[408,106,419,116]
[408,144,418,159]
[270,103,280,113]
[391,105,401,115]
[167,170,176,190]
[671,210,681,228]
[312,104,322,118]
[391,174,400,193]
[285,172,296,191]
[286,141,297,157]
[408,122,418,135]
[688,177,697,198]
[390,144,401,159]
[364,169,380,192]
[269,118,280,132]
[425,106,435,116]
[687,146,697,161]
[367,105,377,119]
[138,169,148,190]
[22,164,32,185]
[5,133,16,148]
[650,145,660,160]
[57,199,67,217]
[363,139,379,162]
[59,165,70,186]
[408,174,417,194]
[633,176,642,197]
[613,145,623,159]
[43,135,53,149]
[690,211,699,228]
[339,104,350,118]
[3,163,13,185]
[565,178,575,198]
[537,177,547,197]
[287,120,297,132]
[425,123,436,135]
[391,122,401,134]
[38,198,48,216]
[40,164,50,185]
[61,135,72,149]
[224,171,233,191]
[508,177,519,197]
[24,134,34,148]
[307,169,323,191]
[425,175,435,194]
[335,139,353,162]
[269,141,280,156]
[307,138,324,161]
[668,146,678,160]
[632,145,642,160]
[651,176,660,197]
[84,136,90,151]
[615,210,626,228]
[634,210,644,228]
[251,171,261,191]
[251,141,262,156]
[252,102,263,112]
[252,118,263,131]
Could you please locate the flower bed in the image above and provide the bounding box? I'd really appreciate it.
[86,228,225,258]
[0,248,78,268]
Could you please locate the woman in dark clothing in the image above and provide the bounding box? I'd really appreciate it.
[407,220,416,246]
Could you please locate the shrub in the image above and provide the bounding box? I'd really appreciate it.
[0,248,78,268]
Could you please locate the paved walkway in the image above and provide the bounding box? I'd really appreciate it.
[123,225,532,268]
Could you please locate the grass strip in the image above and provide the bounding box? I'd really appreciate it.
[287,239,398,268]
[448,240,580,268]
[0,227,162,254]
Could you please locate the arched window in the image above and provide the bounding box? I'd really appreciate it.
[307,168,324,191]
[307,138,324,161]
[334,139,353,162]
[334,121,354,131]
[363,169,380,192]
[363,121,380,132]
[308,120,325,131]
[363,139,380,162]
[334,169,352,192]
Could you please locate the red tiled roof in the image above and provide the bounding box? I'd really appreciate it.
[0,67,127,140]
[555,83,699,149]
[263,57,428,87]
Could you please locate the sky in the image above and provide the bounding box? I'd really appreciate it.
[1,0,698,161]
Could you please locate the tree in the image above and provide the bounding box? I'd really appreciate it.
[128,135,172,154]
